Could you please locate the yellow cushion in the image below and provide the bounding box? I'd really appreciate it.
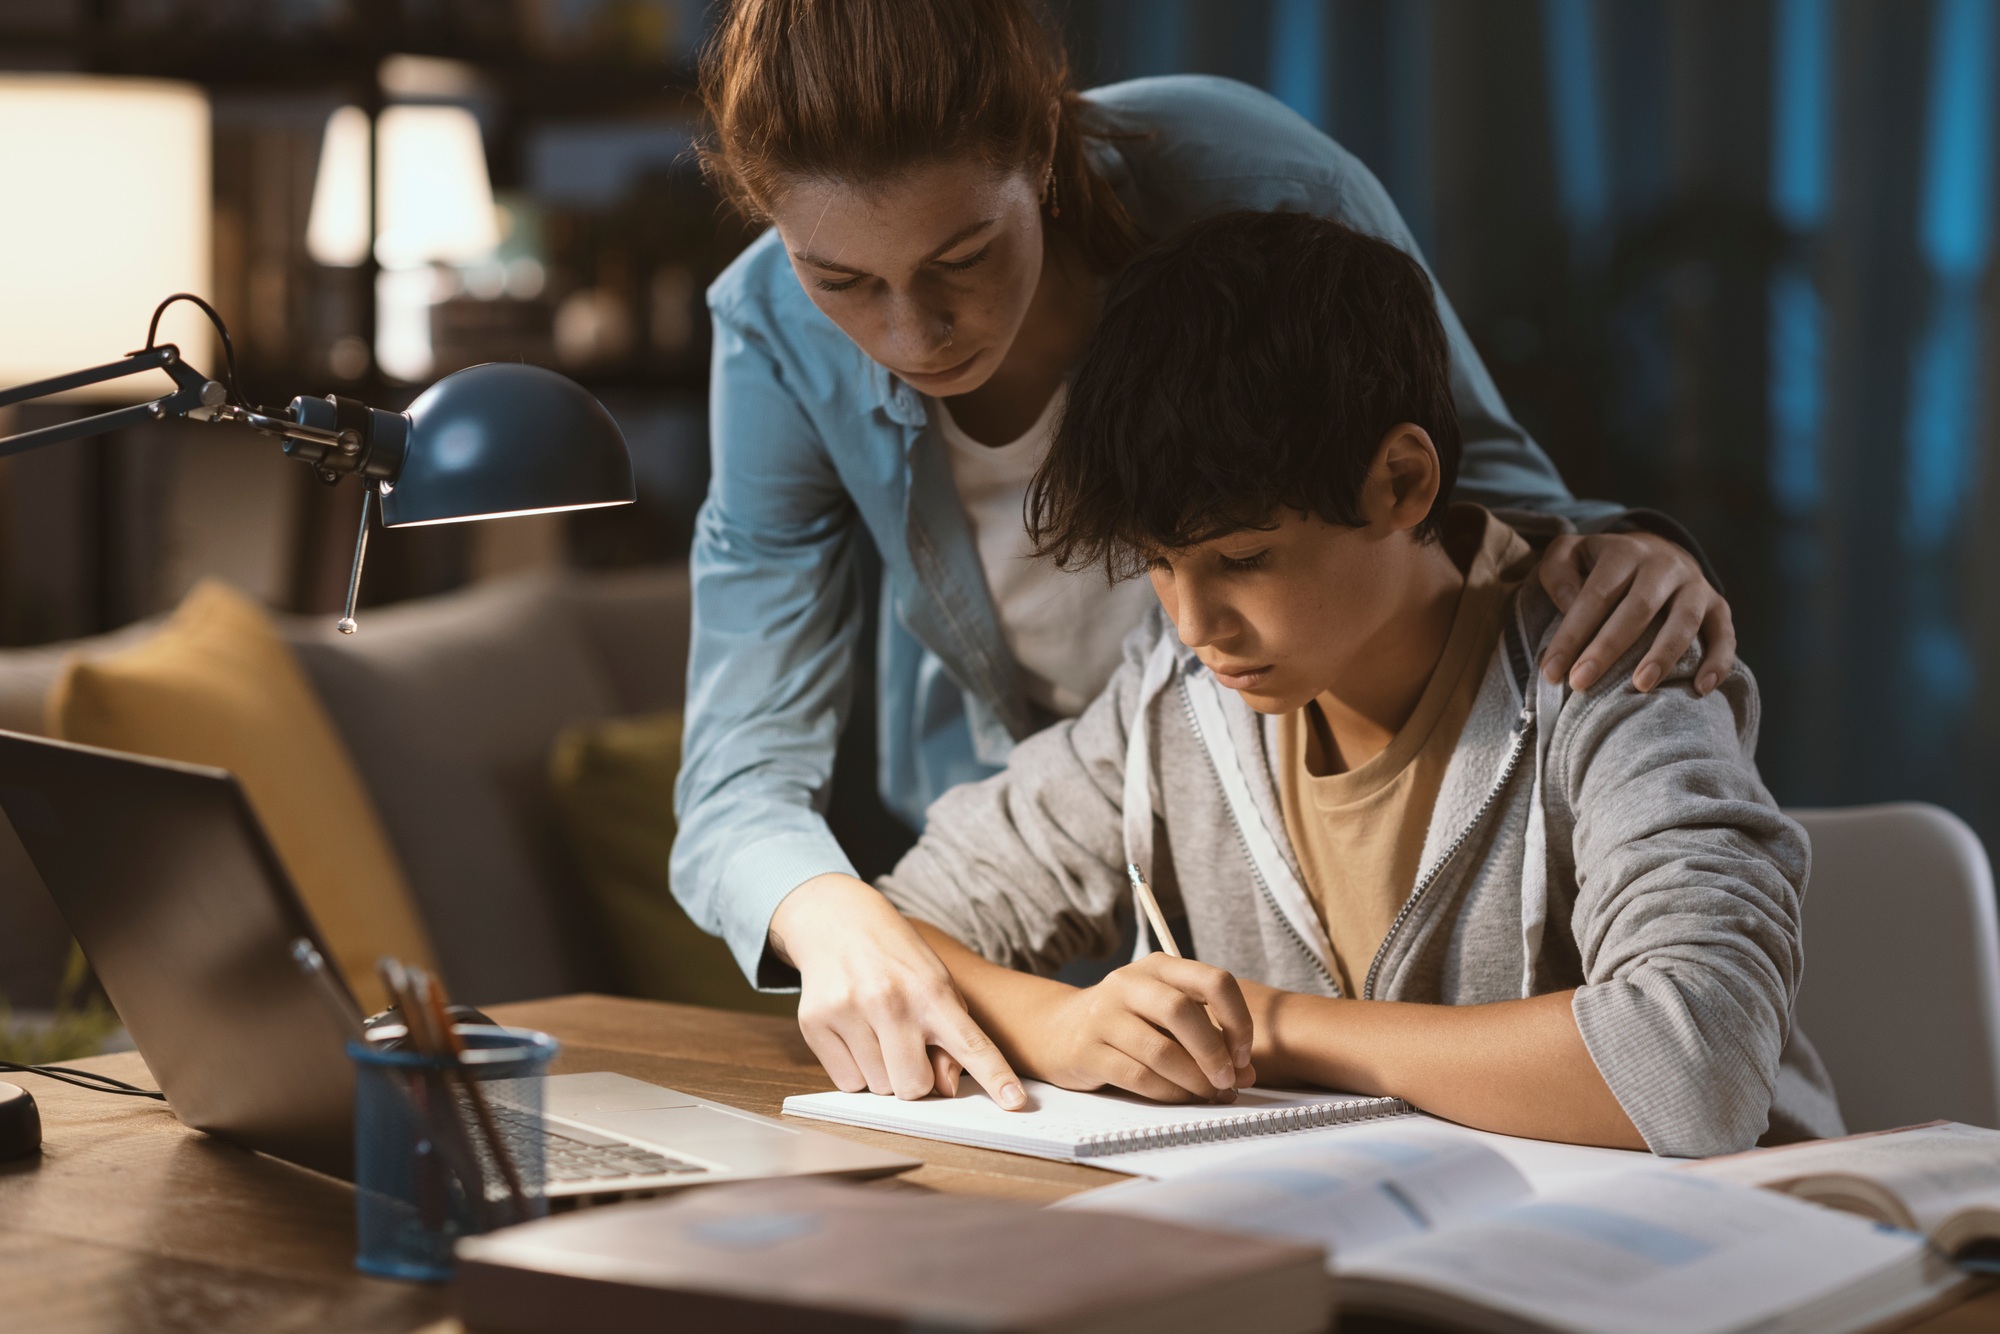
[48,580,437,1012]
[549,710,795,1016]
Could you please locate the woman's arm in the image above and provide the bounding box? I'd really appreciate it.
[1241,983,1645,1150]
[672,313,869,984]
[674,307,1023,1108]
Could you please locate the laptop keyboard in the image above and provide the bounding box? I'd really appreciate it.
[487,1103,710,1183]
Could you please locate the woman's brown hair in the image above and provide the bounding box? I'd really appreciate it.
[697,0,1144,272]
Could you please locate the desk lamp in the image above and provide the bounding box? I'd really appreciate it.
[0,294,635,632]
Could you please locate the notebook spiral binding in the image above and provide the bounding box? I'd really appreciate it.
[1072,1096,1415,1157]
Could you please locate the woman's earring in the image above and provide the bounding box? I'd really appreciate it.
[1044,164,1060,219]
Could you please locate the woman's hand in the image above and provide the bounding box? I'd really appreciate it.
[1034,955,1257,1104]
[770,873,1026,1109]
[1536,531,1736,696]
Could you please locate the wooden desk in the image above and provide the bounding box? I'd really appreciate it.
[1,994,1994,1332]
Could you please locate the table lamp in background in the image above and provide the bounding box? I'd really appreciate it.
[0,75,633,632]
[0,293,635,633]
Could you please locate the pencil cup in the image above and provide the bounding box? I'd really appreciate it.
[348,1024,559,1282]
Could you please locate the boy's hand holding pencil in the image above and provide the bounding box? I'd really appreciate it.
[1036,954,1258,1104]
[909,918,1256,1107]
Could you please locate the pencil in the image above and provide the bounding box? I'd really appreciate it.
[416,972,530,1221]
[378,959,512,1227]
[1126,863,1185,959]
[310,944,491,1224]
[375,958,456,1230]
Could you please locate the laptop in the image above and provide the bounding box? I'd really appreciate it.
[0,730,916,1198]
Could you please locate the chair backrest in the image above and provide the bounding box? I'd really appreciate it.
[1790,803,2000,1131]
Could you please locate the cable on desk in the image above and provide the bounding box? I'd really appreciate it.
[0,1059,165,1100]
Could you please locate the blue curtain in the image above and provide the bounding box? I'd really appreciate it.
[1057,0,2000,849]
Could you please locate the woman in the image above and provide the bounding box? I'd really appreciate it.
[677,0,1735,1109]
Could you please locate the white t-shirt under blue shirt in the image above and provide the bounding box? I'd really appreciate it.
[935,389,1157,717]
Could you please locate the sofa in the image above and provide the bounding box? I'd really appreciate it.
[0,564,692,1010]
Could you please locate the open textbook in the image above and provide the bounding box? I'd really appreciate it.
[1691,1120,2000,1262]
[1060,1123,1967,1334]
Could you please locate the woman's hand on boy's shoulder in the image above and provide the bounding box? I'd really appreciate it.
[1537,530,1736,697]
[1033,956,1257,1105]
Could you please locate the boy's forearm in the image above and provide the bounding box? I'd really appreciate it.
[1251,985,1646,1150]
[909,919,1074,1078]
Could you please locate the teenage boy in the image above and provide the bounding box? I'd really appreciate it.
[875,211,1842,1156]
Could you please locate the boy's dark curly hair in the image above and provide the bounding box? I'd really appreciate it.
[1028,210,1461,576]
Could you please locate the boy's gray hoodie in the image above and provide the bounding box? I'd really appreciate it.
[878,563,1844,1158]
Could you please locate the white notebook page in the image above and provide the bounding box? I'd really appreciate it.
[782,1079,1410,1163]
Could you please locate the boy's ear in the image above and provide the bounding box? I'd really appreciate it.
[1361,424,1443,534]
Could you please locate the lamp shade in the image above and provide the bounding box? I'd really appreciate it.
[306,103,500,269]
[374,104,501,270]
[378,363,635,527]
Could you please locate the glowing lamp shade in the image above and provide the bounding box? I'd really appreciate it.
[305,105,371,266]
[379,363,635,527]
[306,104,500,268]
[0,76,210,396]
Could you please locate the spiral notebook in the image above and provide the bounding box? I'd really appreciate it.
[781,1080,1413,1167]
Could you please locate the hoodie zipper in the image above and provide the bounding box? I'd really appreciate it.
[1360,702,1536,1000]
[1177,681,1340,993]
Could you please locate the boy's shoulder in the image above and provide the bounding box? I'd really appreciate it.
[1486,508,1718,710]
[1520,577,1759,775]
[1519,583,1717,707]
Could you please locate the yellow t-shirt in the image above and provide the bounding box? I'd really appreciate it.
[1276,506,1537,996]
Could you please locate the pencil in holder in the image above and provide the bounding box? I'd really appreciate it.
[348,1024,559,1282]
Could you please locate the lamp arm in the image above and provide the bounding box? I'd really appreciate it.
[0,344,189,409]
[0,343,409,636]
[0,345,220,459]
[206,403,345,450]
[0,347,402,486]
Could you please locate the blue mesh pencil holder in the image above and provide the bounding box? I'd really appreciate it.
[348,1024,559,1282]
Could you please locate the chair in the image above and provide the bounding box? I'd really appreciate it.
[1790,803,2000,1132]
